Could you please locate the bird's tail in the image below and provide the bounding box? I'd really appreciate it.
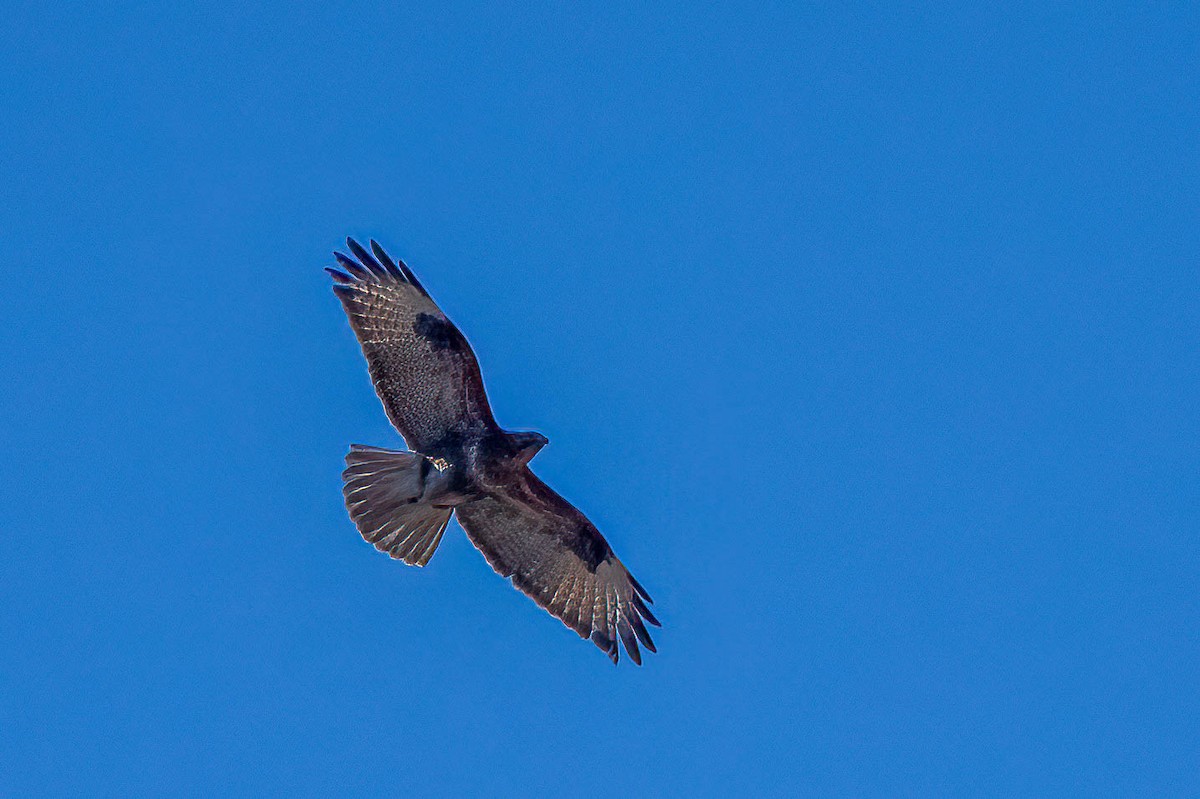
[341,445,457,567]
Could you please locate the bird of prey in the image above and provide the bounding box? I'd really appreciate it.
[327,238,659,664]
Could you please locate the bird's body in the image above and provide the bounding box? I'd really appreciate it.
[328,238,659,664]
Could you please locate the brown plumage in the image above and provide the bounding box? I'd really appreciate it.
[328,238,659,664]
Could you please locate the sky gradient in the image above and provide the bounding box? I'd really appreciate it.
[2,3,1197,795]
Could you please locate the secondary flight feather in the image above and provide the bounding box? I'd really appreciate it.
[328,238,659,664]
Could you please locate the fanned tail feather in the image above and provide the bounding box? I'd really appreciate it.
[342,445,454,567]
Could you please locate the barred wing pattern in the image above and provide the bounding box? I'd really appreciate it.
[327,239,498,451]
[454,471,660,665]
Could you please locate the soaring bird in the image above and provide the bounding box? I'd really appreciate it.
[327,238,659,664]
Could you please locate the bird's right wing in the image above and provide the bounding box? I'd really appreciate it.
[328,239,498,452]
[454,469,660,665]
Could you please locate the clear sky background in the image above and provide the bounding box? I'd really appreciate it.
[2,3,1197,796]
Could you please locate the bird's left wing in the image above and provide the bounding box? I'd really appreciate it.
[327,239,498,452]
[454,470,660,664]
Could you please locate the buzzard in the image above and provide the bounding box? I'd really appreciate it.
[328,238,659,664]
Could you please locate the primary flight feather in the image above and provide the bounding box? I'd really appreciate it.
[328,238,659,664]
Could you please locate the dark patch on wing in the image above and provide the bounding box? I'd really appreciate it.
[414,312,466,352]
[569,531,610,571]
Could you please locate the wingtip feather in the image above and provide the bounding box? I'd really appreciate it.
[369,239,406,280]
[346,237,389,280]
[618,619,643,665]
[632,593,661,627]
[629,612,657,652]
[331,284,360,302]
[628,574,653,604]
[333,251,373,281]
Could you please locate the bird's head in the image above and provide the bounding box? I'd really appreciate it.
[508,430,549,464]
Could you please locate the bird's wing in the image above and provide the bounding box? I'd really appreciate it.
[328,239,498,451]
[454,470,660,664]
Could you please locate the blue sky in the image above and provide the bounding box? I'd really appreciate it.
[1,3,1197,795]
